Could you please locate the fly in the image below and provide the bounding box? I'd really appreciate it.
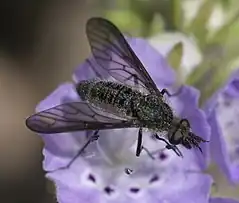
[26,17,208,170]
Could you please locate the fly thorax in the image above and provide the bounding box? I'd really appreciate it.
[76,80,93,100]
[136,95,173,129]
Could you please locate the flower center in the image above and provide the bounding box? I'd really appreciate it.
[80,131,177,194]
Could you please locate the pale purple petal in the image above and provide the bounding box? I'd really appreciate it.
[210,197,239,203]
[167,85,211,170]
[204,69,239,184]
[148,173,212,203]
[48,156,212,203]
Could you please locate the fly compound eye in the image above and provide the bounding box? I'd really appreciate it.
[169,129,183,145]
[180,119,190,129]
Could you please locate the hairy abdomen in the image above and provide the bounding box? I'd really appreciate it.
[76,80,141,117]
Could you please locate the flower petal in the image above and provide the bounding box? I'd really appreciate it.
[55,181,101,203]
[96,128,138,164]
[204,69,239,184]
[48,156,213,203]
[210,197,239,203]
[148,173,212,203]
[167,85,211,170]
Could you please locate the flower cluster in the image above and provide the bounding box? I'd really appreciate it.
[36,38,239,203]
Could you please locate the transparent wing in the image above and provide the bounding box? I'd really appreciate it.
[26,102,136,134]
[86,17,161,95]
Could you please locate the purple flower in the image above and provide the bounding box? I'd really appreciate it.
[210,198,239,203]
[37,38,211,203]
[204,69,239,184]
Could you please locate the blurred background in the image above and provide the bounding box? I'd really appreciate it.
[1,0,239,202]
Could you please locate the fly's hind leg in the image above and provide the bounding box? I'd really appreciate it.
[49,130,100,172]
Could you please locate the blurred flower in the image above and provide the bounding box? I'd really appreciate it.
[183,0,226,31]
[210,197,239,203]
[37,38,211,202]
[204,69,239,184]
[148,32,202,81]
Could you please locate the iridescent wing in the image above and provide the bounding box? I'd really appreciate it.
[26,102,136,134]
[86,17,161,96]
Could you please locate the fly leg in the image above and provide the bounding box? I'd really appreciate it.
[129,76,155,160]
[136,127,143,156]
[160,86,183,97]
[124,75,155,176]
[153,133,183,157]
[125,74,144,158]
[125,128,154,176]
[136,127,155,160]
[66,130,100,168]
[49,130,100,172]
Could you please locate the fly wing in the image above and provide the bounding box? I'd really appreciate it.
[26,102,136,134]
[86,17,161,95]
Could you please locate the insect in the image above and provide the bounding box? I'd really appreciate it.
[26,17,208,170]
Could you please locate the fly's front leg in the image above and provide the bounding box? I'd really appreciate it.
[153,133,183,157]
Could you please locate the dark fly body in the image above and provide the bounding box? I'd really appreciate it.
[26,17,208,171]
[76,80,173,132]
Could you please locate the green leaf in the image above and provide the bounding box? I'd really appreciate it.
[129,0,155,37]
[219,0,230,8]
[186,0,216,48]
[104,10,143,36]
[167,42,183,71]
[171,0,184,31]
[153,0,183,31]
[209,8,239,44]
[186,61,209,86]
[149,14,164,36]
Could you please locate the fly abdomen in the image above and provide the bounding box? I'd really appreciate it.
[76,80,138,117]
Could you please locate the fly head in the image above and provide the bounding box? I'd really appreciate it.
[168,118,208,153]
